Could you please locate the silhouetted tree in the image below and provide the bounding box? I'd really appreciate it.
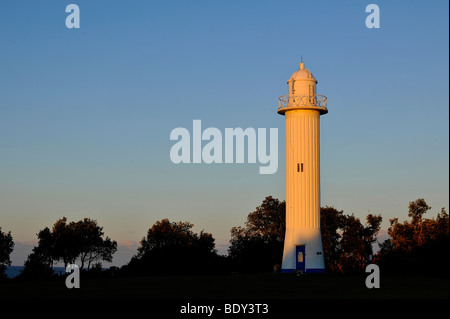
[377,199,449,273]
[319,207,383,273]
[320,207,344,272]
[74,218,117,270]
[125,219,219,275]
[0,227,14,279]
[229,197,382,274]
[243,196,286,240]
[228,196,285,273]
[22,246,54,278]
[22,217,117,277]
[137,219,198,256]
[52,217,79,267]
[337,213,382,273]
[84,236,117,270]
[21,227,54,278]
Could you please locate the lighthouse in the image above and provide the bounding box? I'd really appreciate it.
[278,61,327,273]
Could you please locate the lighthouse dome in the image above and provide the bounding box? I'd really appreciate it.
[288,62,317,82]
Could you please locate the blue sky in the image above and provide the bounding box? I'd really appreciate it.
[0,0,448,266]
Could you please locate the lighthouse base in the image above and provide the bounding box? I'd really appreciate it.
[281,268,325,274]
[281,228,325,273]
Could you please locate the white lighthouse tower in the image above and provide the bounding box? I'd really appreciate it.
[278,61,327,273]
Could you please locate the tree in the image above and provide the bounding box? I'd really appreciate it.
[51,217,79,267]
[320,207,382,273]
[363,213,383,259]
[243,196,286,241]
[84,236,117,270]
[21,227,54,278]
[228,196,286,273]
[337,213,382,273]
[126,218,219,275]
[36,227,55,268]
[229,197,382,274]
[408,198,431,246]
[137,219,198,257]
[0,227,14,279]
[378,199,449,273]
[320,207,344,272]
[388,199,440,252]
[74,218,117,270]
[22,246,54,278]
[22,217,117,278]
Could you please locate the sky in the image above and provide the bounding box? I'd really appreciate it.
[0,0,448,267]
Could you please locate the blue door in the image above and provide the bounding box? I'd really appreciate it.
[295,245,306,272]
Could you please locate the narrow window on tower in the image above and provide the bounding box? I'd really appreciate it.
[309,85,315,105]
[301,163,303,172]
[297,163,300,172]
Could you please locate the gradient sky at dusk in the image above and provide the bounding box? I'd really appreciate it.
[1,0,448,266]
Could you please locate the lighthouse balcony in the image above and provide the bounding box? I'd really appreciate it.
[277,94,328,115]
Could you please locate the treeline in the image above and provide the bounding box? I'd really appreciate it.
[377,199,449,273]
[0,197,448,279]
[228,197,384,274]
[9,217,117,279]
[121,219,229,276]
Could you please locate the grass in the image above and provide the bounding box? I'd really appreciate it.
[1,272,448,300]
